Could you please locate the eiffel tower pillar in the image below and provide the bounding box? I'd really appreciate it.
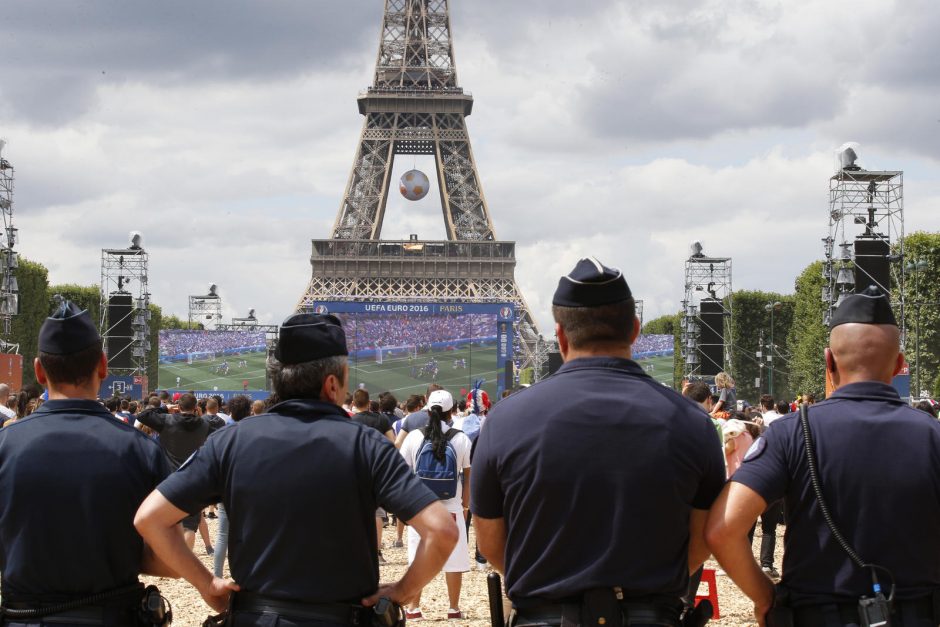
[297,0,542,377]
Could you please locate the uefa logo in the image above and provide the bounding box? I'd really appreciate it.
[499,306,512,319]
[315,305,329,314]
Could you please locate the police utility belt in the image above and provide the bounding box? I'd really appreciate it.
[1,584,171,626]
[203,592,403,627]
[507,589,706,627]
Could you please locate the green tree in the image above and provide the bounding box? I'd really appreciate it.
[161,314,200,330]
[9,259,51,387]
[728,291,795,404]
[147,304,162,390]
[642,314,677,335]
[786,261,828,399]
[49,284,101,329]
[901,232,940,399]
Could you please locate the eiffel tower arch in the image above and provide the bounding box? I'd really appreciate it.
[298,0,543,378]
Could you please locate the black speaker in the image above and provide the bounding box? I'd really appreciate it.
[854,238,890,294]
[547,352,563,375]
[697,299,724,377]
[106,293,134,370]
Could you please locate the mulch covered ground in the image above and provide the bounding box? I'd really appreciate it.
[144,519,778,626]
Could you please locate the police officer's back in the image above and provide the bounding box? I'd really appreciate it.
[471,258,726,627]
[706,287,940,626]
[134,313,458,626]
[0,302,174,626]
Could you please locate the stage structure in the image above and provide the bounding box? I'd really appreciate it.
[635,300,644,330]
[217,311,280,350]
[680,243,733,380]
[100,240,150,377]
[0,140,19,349]
[296,0,542,379]
[189,285,223,330]
[823,146,904,338]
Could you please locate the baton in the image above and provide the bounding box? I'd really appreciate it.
[487,572,505,627]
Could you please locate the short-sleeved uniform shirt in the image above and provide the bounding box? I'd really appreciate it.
[471,357,726,605]
[156,399,438,604]
[0,399,172,603]
[400,424,472,514]
[733,382,940,606]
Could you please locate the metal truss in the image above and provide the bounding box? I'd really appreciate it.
[635,300,644,329]
[681,255,733,380]
[333,112,495,242]
[189,294,222,329]
[374,0,457,91]
[823,169,904,339]
[100,248,150,376]
[301,0,542,376]
[0,144,18,344]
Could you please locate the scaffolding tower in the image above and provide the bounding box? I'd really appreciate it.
[189,285,223,329]
[681,250,733,380]
[100,247,150,376]
[0,141,19,348]
[823,161,904,339]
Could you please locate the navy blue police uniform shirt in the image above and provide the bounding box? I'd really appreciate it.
[470,357,726,606]
[157,398,439,603]
[733,382,940,606]
[0,399,173,603]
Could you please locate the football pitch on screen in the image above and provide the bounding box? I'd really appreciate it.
[634,354,675,387]
[348,344,499,399]
[158,352,269,391]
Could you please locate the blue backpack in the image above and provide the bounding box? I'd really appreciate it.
[415,428,461,499]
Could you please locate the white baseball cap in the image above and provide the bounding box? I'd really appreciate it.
[425,389,454,412]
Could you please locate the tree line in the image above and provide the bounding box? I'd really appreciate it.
[642,232,940,403]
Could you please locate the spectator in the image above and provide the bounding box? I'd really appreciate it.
[136,393,218,554]
[116,399,134,423]
[915,400,938,418]
[0,384,15,425]
[775,400,791,416]
[394,384,444,447]
[204,397,226,431]
[399,390,472,620]
[250,399,265,416]
[212,394,253,578]
[760,394,782,426]
[711,372,736,419]
[683,381,723,445]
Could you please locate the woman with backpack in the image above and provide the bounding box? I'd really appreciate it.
[399,389,472,620]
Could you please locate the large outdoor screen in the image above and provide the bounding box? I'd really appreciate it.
[158,329,268,391]
[310,301,514,400]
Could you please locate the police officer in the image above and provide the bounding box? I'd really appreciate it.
[0,301,175,626]
[134,313,458,626]
[471,258,726,627]
[706,286,940,626]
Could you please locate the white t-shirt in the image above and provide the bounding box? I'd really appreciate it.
[0,405,15,421]
[400,423,472,513]
[762,409,782,426]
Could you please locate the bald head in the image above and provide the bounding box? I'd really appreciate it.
[827,323,903,386]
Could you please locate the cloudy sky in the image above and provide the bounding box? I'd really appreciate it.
[1,0,939,333]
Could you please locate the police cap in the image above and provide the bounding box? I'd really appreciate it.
[38,301,101,355]
[552,257,632,307]
[275,313,348,365]
[829,285,898,329]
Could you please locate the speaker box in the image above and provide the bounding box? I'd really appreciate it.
[547,352,563,375]
[106,293,134,370]
[697,299,724,376]
[854,238,890,294]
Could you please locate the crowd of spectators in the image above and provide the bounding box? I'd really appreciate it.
[336,313,495,353]
[632,334,673,355]
[159,330,266,359]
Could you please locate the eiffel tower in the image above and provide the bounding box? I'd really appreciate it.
[297,0,542,375]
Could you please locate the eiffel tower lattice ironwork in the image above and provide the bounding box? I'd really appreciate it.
[297,0,542,377]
